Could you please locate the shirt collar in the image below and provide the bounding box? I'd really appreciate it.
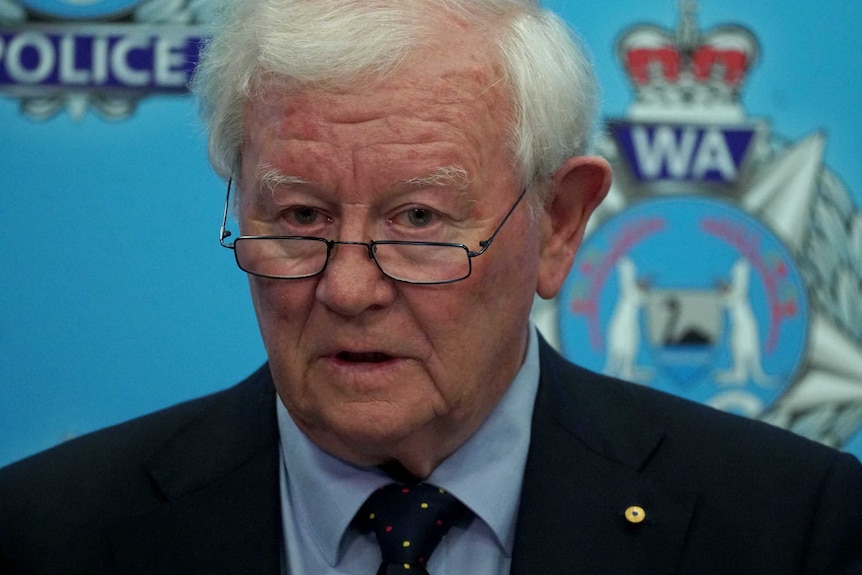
[276,324,541,565]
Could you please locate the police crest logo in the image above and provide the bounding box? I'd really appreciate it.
[0,0,213,119]
[554,0,862,451]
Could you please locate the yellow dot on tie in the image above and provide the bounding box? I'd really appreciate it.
[625,506,646,524]
[368,512,375,520]
[421,502,429,509]
[403,540,411,548]
[404,564,411,570]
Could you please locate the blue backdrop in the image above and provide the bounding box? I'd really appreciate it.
[2,0,861,466]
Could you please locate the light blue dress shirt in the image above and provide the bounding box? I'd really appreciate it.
[276,325,541,574]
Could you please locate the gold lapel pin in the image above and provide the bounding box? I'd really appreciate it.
[624,505,646,524]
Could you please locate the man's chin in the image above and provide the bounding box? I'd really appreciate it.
[303,404,441,467]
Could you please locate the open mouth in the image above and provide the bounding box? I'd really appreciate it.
[336,351,393,363]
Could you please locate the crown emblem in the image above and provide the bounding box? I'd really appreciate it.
[616,0,759,121]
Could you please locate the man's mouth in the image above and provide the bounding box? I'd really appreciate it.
[336,351,393,363]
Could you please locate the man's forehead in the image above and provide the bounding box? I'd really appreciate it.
[251,74,505,130]
[239,33,514,202]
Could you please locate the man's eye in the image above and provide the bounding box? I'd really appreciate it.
[406,208,435,227]
[288,206,320,226]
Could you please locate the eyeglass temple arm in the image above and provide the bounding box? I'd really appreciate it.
[469,187,527,257]
[220,178,234,247]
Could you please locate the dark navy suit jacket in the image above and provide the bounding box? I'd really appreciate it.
[2,339,862,574]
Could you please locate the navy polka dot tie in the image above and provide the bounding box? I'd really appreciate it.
[358,483,469,574]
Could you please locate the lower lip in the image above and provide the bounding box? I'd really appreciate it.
[317,356,415,393]
[323,355,409,376]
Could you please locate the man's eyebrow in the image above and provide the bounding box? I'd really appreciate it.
[399,165,470,190]
[252,164,470,196]
[255,166,312,194]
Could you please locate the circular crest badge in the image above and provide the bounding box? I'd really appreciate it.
[559,196,809,418]
[18,0,145,19]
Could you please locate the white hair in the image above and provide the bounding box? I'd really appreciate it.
[192,0,599,207]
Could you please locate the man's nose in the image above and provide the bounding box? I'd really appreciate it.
[315,241,397,316]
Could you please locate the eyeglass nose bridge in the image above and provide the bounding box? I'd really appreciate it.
[325,239,376,257]
[320,239,382,275]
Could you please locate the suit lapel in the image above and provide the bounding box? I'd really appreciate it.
[511,340,696,575]
[107,366,283,575]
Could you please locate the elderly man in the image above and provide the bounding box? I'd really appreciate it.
[2,1,861,574]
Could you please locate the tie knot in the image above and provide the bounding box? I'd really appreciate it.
[359,483,469,574]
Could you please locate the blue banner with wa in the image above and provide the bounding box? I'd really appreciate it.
[548,0,862,457]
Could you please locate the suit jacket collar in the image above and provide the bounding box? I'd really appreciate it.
[106,365,283,575]
[510,338,696,574]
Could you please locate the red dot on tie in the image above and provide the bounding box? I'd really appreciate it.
[385,525,393,532]
[402,488,410,493]
[436,520,443,526]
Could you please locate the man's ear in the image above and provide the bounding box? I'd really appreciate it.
[536,156,612,299]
